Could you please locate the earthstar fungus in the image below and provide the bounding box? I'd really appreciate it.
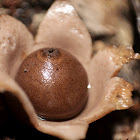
[0,0,139,140]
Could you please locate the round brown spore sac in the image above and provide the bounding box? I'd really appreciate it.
[15,48,88,121]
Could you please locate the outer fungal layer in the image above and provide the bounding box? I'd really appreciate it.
[0,15,34,78]
[16,48,88,121]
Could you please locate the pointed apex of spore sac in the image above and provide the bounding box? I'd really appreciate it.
[40,48,60,58]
